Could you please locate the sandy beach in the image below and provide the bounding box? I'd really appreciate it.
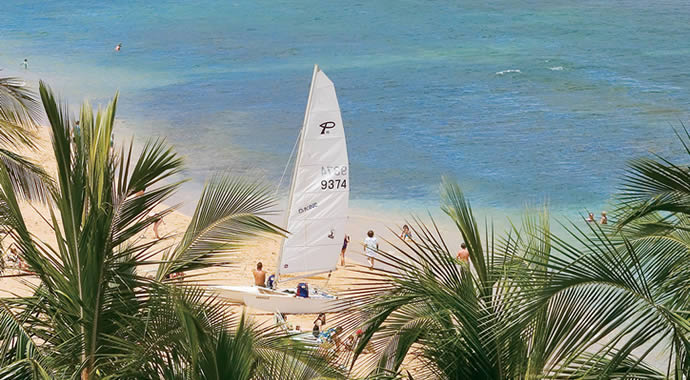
[1,125,444,376]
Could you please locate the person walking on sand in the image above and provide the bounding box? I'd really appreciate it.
[600,211,608,225]
[252,262,266,287]
[340,234,350,266]
[457,242,469,262]
[364,230,379,269]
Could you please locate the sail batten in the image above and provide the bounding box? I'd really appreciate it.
[278,67,349,275]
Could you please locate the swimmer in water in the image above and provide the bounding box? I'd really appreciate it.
[22,59,28,70]
[115,43,122,52]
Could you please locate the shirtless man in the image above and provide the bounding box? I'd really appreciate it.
[457,242,469,262]
[252,262,266,287]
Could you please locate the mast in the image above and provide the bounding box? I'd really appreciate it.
[276,64,320,279]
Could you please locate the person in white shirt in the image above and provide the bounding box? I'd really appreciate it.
[364,230,379,269]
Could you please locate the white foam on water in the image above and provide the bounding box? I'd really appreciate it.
[495,69,521,75]
[549,66,564,71]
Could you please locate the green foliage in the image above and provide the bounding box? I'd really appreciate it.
[343,174,690,379]
[0,77,52,203]
[0,83,340,379]
[4,79,690,380]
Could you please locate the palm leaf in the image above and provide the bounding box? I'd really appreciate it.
[157,174,284,278]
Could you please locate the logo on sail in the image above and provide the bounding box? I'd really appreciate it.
[319,121,336,135]
[298,202,318,214]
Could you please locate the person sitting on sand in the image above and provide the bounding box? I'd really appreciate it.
[344,328,375,353]
[330,326,344,351]
[586,212,595,223]
[313,313,326,338]
[600,211,608,225]
[457,242,469,262]
[400,225,411,240]
[340,234,350,266]
[252,262,266,287]
[364,230,379,269]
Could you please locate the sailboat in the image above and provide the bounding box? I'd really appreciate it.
[211,65,349,314]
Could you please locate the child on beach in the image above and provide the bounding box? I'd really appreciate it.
[364,230,379,269]
[400,225,412,242]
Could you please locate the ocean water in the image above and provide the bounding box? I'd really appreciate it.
[2,0,690,220]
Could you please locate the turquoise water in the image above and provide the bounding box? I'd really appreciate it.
[2,0,690,218]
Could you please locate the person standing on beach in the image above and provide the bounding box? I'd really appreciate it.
[600,211,608,225]
[340,234,350,266]
[71,120,81,141]
[364,230,379,269]
[457,242,469,262]
[252,262,266,286]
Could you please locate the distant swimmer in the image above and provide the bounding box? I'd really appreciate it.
[600,211,608,225]
[586,212,595,223]
[22,59,28,70]
[115,43,122,52]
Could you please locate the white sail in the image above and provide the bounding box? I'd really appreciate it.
[278,66,349,275]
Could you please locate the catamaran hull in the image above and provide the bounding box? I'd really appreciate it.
[211,285,347,314]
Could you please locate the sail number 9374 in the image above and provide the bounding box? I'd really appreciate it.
[320,166,347,190]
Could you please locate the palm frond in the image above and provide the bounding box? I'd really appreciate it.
[0,148,52,203]
[157,174,284,278]
[616,126,690,226]
[0,77,41,144]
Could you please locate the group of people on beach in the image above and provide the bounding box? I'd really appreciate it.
[277,312,372,353]
[338,230,379,269]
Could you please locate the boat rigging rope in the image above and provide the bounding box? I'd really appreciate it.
[274,128,302,197]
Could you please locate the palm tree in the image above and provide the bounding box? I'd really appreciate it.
[0,82,342,379]
[343,178,682,379]
[0,77,51,202]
